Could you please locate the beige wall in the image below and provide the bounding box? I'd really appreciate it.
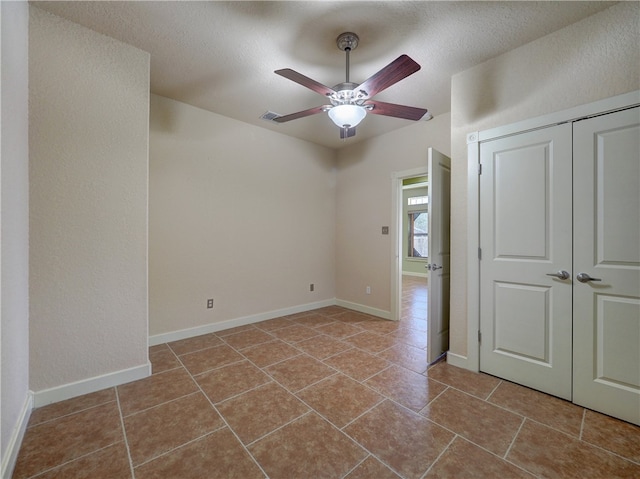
[335,114,451,314]
[29,7,150,393]
[448,2,640,359]
[1,0,30,467]
[149,95,337,337]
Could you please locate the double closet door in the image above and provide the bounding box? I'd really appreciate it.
[479,106,640,425]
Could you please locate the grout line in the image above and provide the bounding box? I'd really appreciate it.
[172,348,272,479]
[340,454,371,479]
[420,434,458,479]
[579,407,586,440]
[485,379,503,401]
[115,388,136,479]
[123,390,201,418]
[503,416,526,460]
[27,397,118,428]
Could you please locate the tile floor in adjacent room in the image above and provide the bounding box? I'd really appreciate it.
[13,276,640,478]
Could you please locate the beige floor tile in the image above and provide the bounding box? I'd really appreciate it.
[268,324,320,343]
[422,387,523,456]
[345,456,402,479]
[323,348,390,382]
[366,365,447,412]
[424,436,535,478]
[221,327,274,350]
[332,310,371,324]
[149,345,181,374]
[343,331,396,353]
[344,400,453,479]
[216,382,309,444]
[292,312,337,328]
[355,319,400,335]
[315,321,363,339]
[488,380,584,436]
[13,402,123,479]
[195,360,271,403]
[313,305,349,316]
[296,374,383,428]
[295,334,352,360]
[249,412,366,479]
[254,317,294,331]
[428,361,500,399]
[240,340,301,368]
[264,354,336,392]
[124,392,224,466]
[508,419,640,478]
[117,367,198,416]
[34,442,132,479]
[179,344,244,375]
[167,332,222,355]
[28,388,116,427]
[581,409,640,463]
[378,343,429,374]
[135,428,265,479]
[387,326,427,349]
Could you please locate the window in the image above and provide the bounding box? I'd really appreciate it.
[408,195,428,206]
[408,211,428,257]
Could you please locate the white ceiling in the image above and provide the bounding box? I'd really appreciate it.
[33,1,616,150]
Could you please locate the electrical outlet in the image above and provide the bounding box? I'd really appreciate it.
[366,286,371,294]
[207,299,214,309]
[310,283,314,292]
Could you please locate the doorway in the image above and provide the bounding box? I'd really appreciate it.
[391,148,452,363]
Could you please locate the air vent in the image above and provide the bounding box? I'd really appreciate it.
[260,111,281,122]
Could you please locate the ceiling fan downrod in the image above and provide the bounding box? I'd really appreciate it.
[336,32,359,84]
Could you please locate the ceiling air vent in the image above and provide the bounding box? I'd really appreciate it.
[260,111,282,122]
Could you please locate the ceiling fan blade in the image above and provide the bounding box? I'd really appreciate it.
[364,100,429,121]
[272,105,328,123]
[357,55,421,99]
[339,127,356,139]
[275,68,335,97]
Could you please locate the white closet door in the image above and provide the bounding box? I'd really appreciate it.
[573,107,640,426]
[479,123,573,400]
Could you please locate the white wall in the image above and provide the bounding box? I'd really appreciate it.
[1,1,30,474]
[448,2,640,359]
[335,113,451,315]
[149,95,337,338]
[29,7,150,398]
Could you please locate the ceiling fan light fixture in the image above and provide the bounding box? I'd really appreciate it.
[328,104,367,128]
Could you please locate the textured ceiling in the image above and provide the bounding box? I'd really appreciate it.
[33,1,616,150]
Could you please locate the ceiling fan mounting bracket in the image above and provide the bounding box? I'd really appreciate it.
[336,32,359,52]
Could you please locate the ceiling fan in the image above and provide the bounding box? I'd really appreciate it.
[272,32,430,139]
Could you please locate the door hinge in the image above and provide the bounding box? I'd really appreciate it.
[478,330,482,343]
[478,163,482,175]
[478,247,482,260]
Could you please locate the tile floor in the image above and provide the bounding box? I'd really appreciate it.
[13,276,640,478]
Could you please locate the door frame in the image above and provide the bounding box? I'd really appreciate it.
[459,90,640,373]
[390,166,428,322]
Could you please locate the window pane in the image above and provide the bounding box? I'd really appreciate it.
[408,212,428,257]
[408,196,428,206]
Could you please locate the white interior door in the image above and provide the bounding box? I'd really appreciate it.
[572,107,640,426]
[427,148,451,363]
[479,124,573,400]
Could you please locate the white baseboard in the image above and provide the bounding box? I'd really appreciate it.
[149,298,336,346]
[1,391,33,479]
[446,351,474,371]
[32,362,151,408]
[334,299,392,320]
[402,272,428,278]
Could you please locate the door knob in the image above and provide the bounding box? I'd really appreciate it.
[546,270,570,280]
[576,272,602,283]
[431,264,443,270]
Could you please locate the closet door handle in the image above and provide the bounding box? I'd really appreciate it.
[546,270,570,280]
[576,272,601,283]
